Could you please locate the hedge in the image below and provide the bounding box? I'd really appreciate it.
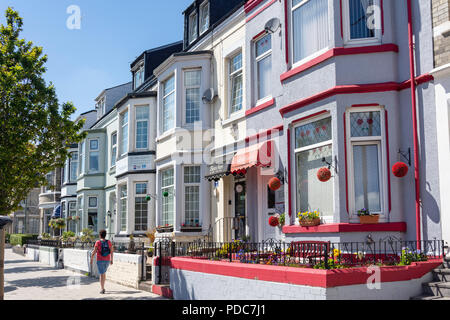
[9,234,38,246]
[5,233,10,243]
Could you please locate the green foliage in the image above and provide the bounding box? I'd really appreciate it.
[40,232,51,240]
[49,218,66,230]
[5,233,10,243]
[9,233,37,246]
[279,213,285,226]
[80,228,94,243]
[0,8,86,216]
[61,231,75,241]
[398,249,428,266]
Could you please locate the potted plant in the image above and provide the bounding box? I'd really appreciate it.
[298,211,321,227]
[357,209,379,224]
[156,224,174,233]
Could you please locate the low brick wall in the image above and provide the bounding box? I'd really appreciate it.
[25,245,40,261]
[63,249,143,289]
[39,246,59,268]
[170,257,441,300]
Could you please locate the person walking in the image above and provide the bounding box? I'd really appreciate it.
[90,229,114,294]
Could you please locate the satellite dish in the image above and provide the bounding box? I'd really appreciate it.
[265,18,281,34]
[202,88,216,104]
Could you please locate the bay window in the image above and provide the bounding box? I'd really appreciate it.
[294,116,333,219]
[161,168,174,226]
[184,70,201,124]
[135,106,149,149]
[183,166,200,227]
[255,34,272,101]
[162,75,175,133]
[120,184,127,232]
[343,0,381,44]
[347,108,386,218]
[89,139,99,173]
[120,110,129,155]
[135,183,148,232]
[291,0,329,64]
[229,52,243,115]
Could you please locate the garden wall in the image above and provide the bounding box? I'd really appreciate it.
[39,246,59,268]
[170,257,441,300]
[62,249,143,289]
[25,244,40,261]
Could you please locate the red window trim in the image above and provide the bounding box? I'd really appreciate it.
[245,98,276,117]
[279,74,434,117]
[244,0,265,14]
[287,128,293,217]
[280,44,399,82]
[385,109,392,212]
[291,110,329,125]
[252,30,267,41]
[244,124,283,144]
[284,0,289,65]
[343,112,349,213]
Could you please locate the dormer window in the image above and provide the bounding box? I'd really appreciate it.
[189,11,198,44]
[134,66,144,90]
[199,1,210,35]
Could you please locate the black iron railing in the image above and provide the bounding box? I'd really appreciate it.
[158,239,445,270]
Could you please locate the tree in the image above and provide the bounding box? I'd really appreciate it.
[0,8,86,299]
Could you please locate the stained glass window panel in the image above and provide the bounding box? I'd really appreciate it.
[350,111,381,137]
[295,117,332,149]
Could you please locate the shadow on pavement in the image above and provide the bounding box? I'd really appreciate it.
[4,260,31,264]
[4,266,49,274]
[4,286,17,293]
[6,275,98,289]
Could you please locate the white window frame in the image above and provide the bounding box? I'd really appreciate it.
[120,109,129,156]
[88,139,99,173]
[183,69,202,125]
[253,33,273,105]
[228,51,244,117]
[342,0,382,46]
[77,196,83,222]
[79,141,85,175]
[69,151,78,183]
[161,75,176,134]
[289,0,330,68]
[119,184,128,233]
[345,106,388,222]
[135,106,149,150]
[182,166,201,227]
[134,182,149,232]
[134,65,144,90]
[111,132,117,168]
[160,167,175,227]
[199,1,210,35]
[88,196,98,209]
[292,113,334,222]
[189,11,198,44]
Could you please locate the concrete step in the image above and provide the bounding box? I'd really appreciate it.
[138,280,153,293]
[433,268,450,282]
[423,282,450,297]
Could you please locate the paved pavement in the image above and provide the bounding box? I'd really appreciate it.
[4,249,166,300]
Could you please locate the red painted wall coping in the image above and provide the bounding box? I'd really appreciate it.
[245,98,276,117]
[170,257,442,288]
[152,284,173,299]
[282,222,407,234]
[244,0,265,13]
[280,44,399,82]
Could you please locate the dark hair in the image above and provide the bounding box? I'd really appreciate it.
[99,230,107,239]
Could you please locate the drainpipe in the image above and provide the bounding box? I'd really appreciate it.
[407,0,421,247]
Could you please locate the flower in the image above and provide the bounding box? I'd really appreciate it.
[269,215,280,227]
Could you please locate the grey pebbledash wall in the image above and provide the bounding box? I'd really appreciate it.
[170,268,432,300]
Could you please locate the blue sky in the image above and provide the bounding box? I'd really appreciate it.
[0,0,192,118]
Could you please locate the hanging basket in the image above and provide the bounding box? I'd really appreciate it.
[269,215,280,227]
[299,218,321,227]
[392,162,409,178]
[268,177,282,191]
[317,167,332,182]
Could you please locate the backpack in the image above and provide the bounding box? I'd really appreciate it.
[100,240,110,257]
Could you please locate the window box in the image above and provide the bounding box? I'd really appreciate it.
[358,215,380,225]
[180,226,202,233]
[157,225,174,233]
[299,218,321,227]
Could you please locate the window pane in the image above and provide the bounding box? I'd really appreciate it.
[256,34,271,57]
[135,197,148,231]
[120,185,127,232]
[353,144,381,212]
[295,117,332,149]
[185,70,201,87]
[136,106,149,120]
[89,197,97,208]
[230,74,243,113]
[257,55,271,100]
[89,151,99,171]
[350,111,381,137]
[230,53,242,73]
[185,186,200,225]
[136,183,147,195]
[163,92,175,132]
[164,76,175,96]
[70,152,78,182]
[349,0,375,39]
[200,2,209,33]
[292,0,329,63]
[90,140,98,151]
[161,169,174,226]
[136,121,148,149]
[186,88,201,123]
[184,166,201,183]
[162,168,174,187]
[189,13,198,43]
[296,144,333,217]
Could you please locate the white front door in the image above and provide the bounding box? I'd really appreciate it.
[259,175,277,242]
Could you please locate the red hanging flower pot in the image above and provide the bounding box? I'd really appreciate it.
[392,162,409,178]
[268,177,281,191]
[317,167,332,182]
[268,215,280,227]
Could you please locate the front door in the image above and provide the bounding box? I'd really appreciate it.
[234,181,246,240]
[261,176,277,242]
